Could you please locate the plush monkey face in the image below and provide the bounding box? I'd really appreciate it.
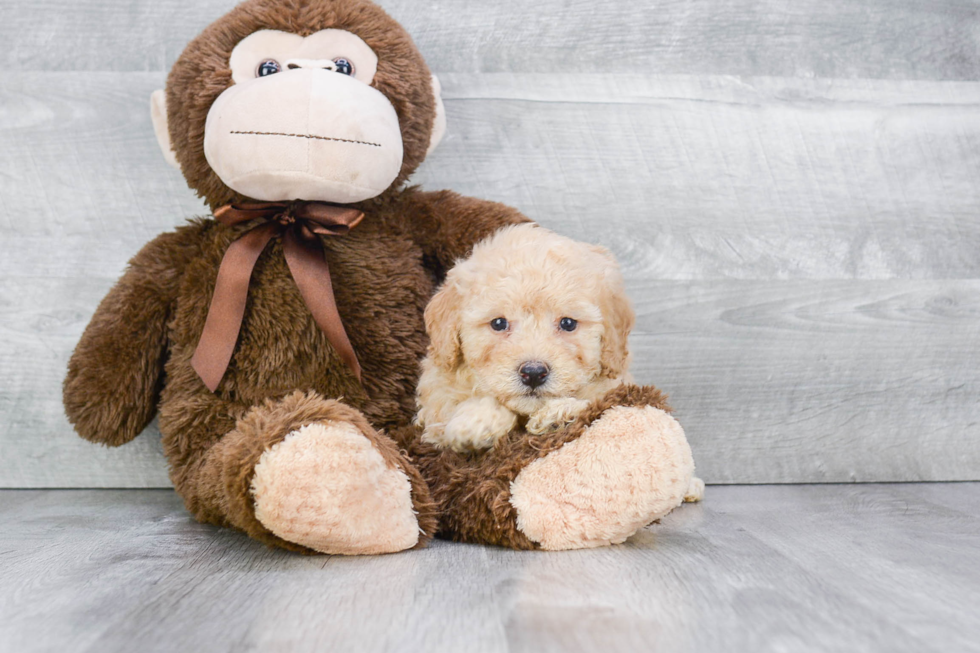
[151,0,446,208]
[203,29,405,203]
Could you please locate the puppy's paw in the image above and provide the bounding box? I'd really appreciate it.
[526,398,591,434]
[425,397,518,452]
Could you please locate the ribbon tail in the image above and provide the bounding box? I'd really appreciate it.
[191,223,278,392]
[282,231,363,382]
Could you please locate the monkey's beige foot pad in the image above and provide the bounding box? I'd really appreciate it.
[510,406,695,551]
[251,422,419,555]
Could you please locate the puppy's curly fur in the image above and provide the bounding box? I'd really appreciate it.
[416,224,635,452]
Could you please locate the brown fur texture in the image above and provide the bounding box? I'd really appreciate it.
[392,384,671,550]
[63,0,686,553]
[64,184,527,550]
[193,390,439,553]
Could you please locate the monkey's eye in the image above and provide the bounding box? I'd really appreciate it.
[490,317,509,332]
[559,317,578,332]
[256,60,281,77]
[333,58,354,75]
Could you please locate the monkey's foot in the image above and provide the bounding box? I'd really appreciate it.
[510,405,694,550]
[251,421,419,555]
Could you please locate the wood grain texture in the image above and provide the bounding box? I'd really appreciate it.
[638,279,980,483]
[4,277,979,486]
[4,73,979,279]
[426,74,980,280]
[4,0,980,80]
[719,484,980,651]
[1,485,978,652]
[2,70,979,485]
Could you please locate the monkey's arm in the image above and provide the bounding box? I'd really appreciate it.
[63,226,200,446]
[402,189,532,271]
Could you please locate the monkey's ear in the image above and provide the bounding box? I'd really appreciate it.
[150,90,180,169]
[426,75,447,156]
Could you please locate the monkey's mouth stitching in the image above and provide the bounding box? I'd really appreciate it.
[230,130,381,148]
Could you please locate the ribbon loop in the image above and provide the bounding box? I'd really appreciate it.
[192,201,365,392]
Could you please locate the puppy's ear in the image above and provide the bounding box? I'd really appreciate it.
[592,245,635,378]
[424,280,464,371]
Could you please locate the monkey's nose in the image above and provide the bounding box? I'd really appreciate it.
[518,361,549,389]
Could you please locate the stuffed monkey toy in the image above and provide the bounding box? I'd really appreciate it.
[64,0,696,554]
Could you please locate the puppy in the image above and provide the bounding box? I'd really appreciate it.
[415,224,634,452]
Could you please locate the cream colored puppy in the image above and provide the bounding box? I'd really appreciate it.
[415,224,634,453]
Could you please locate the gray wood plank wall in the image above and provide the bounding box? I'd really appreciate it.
[1,0,978,487]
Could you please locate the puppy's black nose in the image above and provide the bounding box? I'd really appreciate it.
[519,361,549,389]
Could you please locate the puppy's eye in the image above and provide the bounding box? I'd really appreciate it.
[256,59,281,77]
[559,317,578,332]
[490,317,509,331]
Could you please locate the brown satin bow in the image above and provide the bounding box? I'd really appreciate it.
[191,201,365,392]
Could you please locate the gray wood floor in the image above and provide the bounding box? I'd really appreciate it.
[1,484,977,653]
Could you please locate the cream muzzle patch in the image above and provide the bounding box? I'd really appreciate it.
[152,29,446,194]
[203,29,402,204]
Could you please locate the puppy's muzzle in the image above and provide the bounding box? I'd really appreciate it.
[519,361,549,389]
